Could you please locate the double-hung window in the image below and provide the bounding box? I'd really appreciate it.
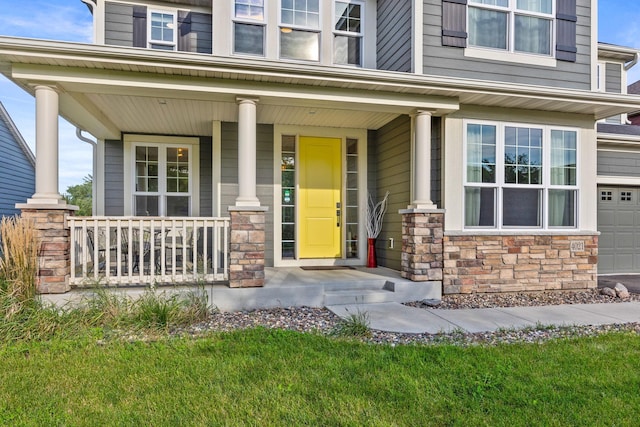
[279,0,321,61]
[134,144,192,217]
[333,1,363,66]
[149,10,177,51]
[464,122,577,229]
[468,0,553,56]
[234,0,265,56]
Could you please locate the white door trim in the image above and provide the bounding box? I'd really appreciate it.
[273,124,367,267]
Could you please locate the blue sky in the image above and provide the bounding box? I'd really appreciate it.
[0,0,639,192]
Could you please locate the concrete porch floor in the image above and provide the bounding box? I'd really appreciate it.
[41,267,442,312]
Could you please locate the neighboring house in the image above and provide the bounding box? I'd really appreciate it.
[0,102,35,218]
[596,44,640,274]
[1,0,640,295]
[627,80,640,125]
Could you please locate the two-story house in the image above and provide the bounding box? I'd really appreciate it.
[1,0,640,298]
[0,102,35,218]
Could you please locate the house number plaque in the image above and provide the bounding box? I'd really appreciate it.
[570,241,585,252]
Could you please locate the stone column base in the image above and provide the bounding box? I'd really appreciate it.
[400,209,445,282]
[229,207,267,288]
[18,205,77,294]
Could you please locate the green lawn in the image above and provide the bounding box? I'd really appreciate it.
[1,329,639,426]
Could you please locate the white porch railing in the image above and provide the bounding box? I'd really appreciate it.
[69,217,229,286]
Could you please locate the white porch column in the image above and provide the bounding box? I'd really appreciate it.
[27,85,65,205]
[410,110,437,210]
[235,97,260,207]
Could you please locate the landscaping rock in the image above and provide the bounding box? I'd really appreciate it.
[422,298,442,307]
[615,283,630,300]
[600,287,617,298]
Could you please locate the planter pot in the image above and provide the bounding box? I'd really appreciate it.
[367,238,377,268]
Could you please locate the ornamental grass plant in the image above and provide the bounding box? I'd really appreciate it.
[0,216,39,318]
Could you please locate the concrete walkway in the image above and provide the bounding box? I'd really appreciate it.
[327,302,640,334]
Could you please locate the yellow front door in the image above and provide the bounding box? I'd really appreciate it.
[299,136,342,259]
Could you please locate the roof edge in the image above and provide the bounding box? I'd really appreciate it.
[0,101,36,168]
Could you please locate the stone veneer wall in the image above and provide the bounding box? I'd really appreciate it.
[229,209,266,288]
[442,234,598,294]
[400,211,444,281]
[20,208,74,294]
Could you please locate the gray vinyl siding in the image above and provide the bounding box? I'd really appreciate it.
[104,139,125,216]
[220,122,274,266]
[376,0,412,72]
[373,116,412,271]
[104,3,212,53]
[199,137,213,216]
[598,151,640,177]
[105,2,134,47]
[367,130,377,199]
[0,117,34,217]
[422,0,592,89]
[431,117,442,207]
[605,62,622,93]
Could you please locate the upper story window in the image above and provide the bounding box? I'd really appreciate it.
[333,1,363,66]
[279,0,321,61]
[149,10,177,51]
[464,121,578,230]
[234,0,265,56]
[468,0,553,56]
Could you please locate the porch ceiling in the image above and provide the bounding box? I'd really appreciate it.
[81,94,403,136]
[3,37,640,139]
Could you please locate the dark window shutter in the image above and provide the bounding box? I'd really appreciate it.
[132,6,147,48]
[442,0,468,48]
[556,0,577,62]
[178,11,192,52]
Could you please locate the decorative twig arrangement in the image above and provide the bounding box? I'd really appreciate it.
[366,191,389,239]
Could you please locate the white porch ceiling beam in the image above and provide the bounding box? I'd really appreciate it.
[11,65,460,115]
[60,92,121,139]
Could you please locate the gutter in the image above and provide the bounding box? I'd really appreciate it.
[76,128,97,215]
[623,52,638,123]
[624,51,639,71]
[80,0,96,13]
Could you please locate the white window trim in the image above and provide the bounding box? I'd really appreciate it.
[596,62,605,92]
[467,0,556,58]
[463,120,579,231]
[279,0,322,30]
[148,8,178,51]
[277,0,323,62]
[232,0,267,57]
[124,135,200,217]
[465,47,557,67]
[332,0,365,67]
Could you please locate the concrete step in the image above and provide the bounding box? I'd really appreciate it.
[323,280,389,292]
[324,288,395,306]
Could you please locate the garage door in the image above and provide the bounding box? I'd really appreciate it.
[598,187,640,274]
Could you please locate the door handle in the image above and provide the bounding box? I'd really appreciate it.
[336,209,341,227]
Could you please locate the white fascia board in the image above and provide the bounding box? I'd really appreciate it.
[4,38,640,115]
[597,175,640,186]
[11,64,460,114]
[597,133,640,146]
